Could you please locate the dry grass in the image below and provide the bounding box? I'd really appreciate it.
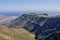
[0,25,35,40]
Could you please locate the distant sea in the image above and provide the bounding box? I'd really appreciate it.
[0,11,60,17]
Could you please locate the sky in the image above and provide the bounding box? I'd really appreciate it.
[0,0,60,11]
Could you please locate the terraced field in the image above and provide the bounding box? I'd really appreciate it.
[0,25,35,40]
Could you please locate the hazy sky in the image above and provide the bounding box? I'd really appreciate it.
[0,0,60,11]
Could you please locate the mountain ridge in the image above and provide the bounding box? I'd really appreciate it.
[8,13,60,40]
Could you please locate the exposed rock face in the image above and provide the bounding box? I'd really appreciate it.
[8,14,60,40]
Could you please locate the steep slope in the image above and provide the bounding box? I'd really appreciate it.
[0,25,35,40]
[8,14,48,32]
[35,17,60,40]
[8,14,60,40]
[7,13,49,40]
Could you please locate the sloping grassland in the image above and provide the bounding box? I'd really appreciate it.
[0,25,35,40]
